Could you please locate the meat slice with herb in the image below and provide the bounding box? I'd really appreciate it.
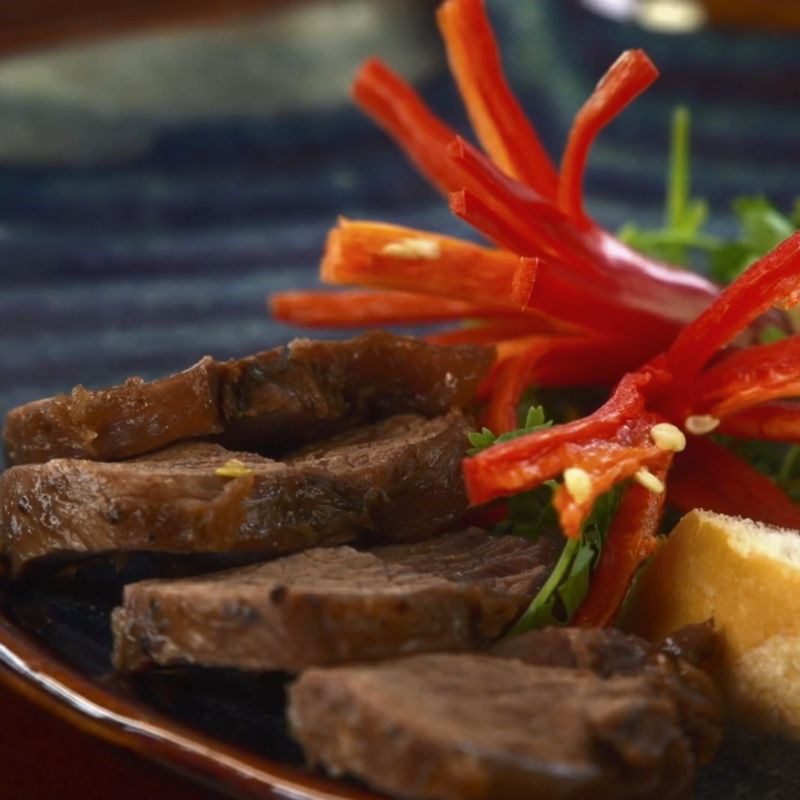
[3,331,492,465]
[0,412,471,573]
[288,626,721,800]
[112,528,559,672]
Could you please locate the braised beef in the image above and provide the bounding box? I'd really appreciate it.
[0,412,471,572]
[111,528,559,673]
[3,331,493,465]
[490,625,722,767]
[288,626,722,800]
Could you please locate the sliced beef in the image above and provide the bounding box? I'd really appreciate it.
[490,625,653,676]
[0,412,471,573]
[288,627,722,800]
[111,529,559,673]
[3,331,493,465]
[489,624,722,768]
[287,413,473,544]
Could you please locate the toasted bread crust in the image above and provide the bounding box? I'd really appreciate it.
[623,509,800,738]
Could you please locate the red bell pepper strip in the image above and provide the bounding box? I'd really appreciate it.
[691,334,800,419]
[483,335,661,434]
[559,50,659,222]
[354,51,721,330]
[446,138,588,263]
[447,146,720,328]
[321,218,672,342]
[668,437,800,530]
[572,464,669,627]
[719,402,800,443]
[550,415,671,539]
[269,290,524,328]
[436,0,560,199]
[426,320,562,347]
[352,59,463,197]
[464,364,671,508]
[321,218,521,305]
[665,231,800,392]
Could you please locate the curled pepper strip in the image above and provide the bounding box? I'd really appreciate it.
[572,463,670,628]
[665,230,800,390]
[319,218,663,340]
[464,365,670,505]
[559,50,659,222]
[352,58,461,196]
[437,0,559,198]
[320,219,521,309]
[691,335,800,420]
[446,136,718,329]
[550,415,671,539]
[483,335,659,435]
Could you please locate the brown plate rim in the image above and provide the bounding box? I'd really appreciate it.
[0,612,381,800]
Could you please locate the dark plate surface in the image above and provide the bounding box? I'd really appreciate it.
[2,1,800,797]
[0,560,381,800]
[1,558,800,800]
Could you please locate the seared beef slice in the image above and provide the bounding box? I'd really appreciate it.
[289,628,721,800]
[112,529,559,672]
[0,412,470,571]
[3,331,492,465]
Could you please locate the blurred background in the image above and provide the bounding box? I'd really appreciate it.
[1,0,799,424]
[0,2,799,798]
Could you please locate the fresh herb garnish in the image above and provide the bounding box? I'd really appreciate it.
[468,407,623,634]
[618,106,716,266]
[468,406,556,539]
[509,485,623,634]
[619,106,800,285]
[467,405,551,455]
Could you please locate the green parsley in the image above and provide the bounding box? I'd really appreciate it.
[508,485,623,634]
[466,405,551,455]
[467,406,623,635]
[618,106,800,287]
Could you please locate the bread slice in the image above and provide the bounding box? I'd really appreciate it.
[623,508,800,739]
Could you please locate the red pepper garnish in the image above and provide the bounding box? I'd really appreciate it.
[465,366,670,506]
[572,466,669,627]
[559,50,659,222]
[691,335,800,420]
[665,231,800,391]
[668,437,800,530]
[436,0,560,198]
[268,0,800,629]
[720,402,800,443]
[269,290,521,328]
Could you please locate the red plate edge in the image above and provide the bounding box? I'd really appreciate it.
[0,614,382,800]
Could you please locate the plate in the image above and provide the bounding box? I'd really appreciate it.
[1,558,800,800]
[2,1,800,798]
[0,561,381,800]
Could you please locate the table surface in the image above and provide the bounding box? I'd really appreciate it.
[0,679,224,800]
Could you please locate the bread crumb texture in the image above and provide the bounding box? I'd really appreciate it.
[623,509,800,738]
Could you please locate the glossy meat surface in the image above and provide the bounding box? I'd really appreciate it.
[0,412,471,572]
[289,626,721,800]
[112,529,558,673]
[3,331,493,465]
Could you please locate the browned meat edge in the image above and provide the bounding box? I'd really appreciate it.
[111,529,560,673]
[3,331,493,465]
[288,626,722,800]
[0,412,471,572]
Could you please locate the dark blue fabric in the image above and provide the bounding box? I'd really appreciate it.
[2,0,799,429]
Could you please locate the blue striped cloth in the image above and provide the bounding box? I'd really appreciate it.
[2,0,799,454]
